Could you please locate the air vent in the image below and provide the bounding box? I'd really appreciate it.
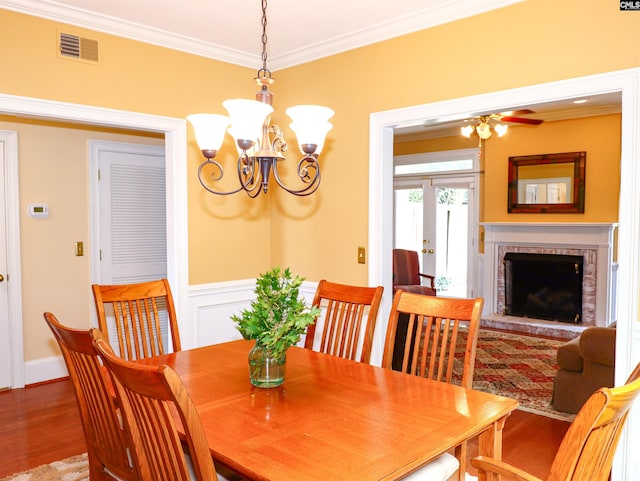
[59,33,99,62]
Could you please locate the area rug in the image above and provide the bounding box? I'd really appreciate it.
[0,454,88,481]
[456,328,575,421]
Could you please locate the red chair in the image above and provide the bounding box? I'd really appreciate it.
[392,249,436,295]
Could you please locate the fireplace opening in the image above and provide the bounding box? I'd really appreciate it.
[504,252,583,324]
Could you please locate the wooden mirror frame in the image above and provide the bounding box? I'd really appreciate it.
[508,151,586,213]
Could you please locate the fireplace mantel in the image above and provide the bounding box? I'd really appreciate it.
[480,222,618,328]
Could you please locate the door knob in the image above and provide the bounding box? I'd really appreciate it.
[0,274,4,282]
[422,248,427,253]
[427,249,435,254]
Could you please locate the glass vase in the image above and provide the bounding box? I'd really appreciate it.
[248,343,286,388]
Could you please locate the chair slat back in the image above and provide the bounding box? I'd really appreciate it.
[304,280,383,363]
[93,332,219,481]
[43,312,138,481]
[92,279,181,361]
[382,291,483,388]
[548,364,640,481]
[382,292,483,481]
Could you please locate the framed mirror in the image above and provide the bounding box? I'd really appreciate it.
[508,151,586,213]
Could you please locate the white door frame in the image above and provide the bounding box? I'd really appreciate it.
[0,93,190,387]
[0,130,23,388]
[369,68,640,481]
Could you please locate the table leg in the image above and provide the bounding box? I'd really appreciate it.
[477,414,510,481]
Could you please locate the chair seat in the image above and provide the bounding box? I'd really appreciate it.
[401,453,459,481]
[394,284,436,296]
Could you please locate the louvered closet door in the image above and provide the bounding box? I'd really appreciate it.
[93,141,168,351]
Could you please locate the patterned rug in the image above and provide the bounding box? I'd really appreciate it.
[0,454,88,481]
[458,328,575,421]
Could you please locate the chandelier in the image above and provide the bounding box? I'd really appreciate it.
[460,115,508,141]
[187,0,334,197]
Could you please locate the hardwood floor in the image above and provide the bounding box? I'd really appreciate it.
[0,379,571,479]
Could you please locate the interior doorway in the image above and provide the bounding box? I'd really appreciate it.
[0,94,189,388]
[369,69,640,481]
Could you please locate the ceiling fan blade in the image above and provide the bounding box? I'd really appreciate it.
[500,116,543,125]
[506,109,536,115]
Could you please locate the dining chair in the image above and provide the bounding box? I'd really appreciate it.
[472,362,640,481]
[381,291,484,481]
[92,278,181,361]
[43,312,138,481]
[392,248,437,295]
[92,330,234,481]
[304,280,383,363]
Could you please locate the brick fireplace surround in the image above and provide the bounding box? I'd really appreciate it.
[480,223,618,339]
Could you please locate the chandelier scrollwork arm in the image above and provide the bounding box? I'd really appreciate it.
[271,153,321,196]
[269,124,287,154]
[197,153,245,196]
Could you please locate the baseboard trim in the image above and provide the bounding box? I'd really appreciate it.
[24,355,67,386]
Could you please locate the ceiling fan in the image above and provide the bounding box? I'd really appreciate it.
[459,109,544,141]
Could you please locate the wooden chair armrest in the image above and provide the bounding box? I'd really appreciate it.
[418,273,436,289]
[470,456,543,481]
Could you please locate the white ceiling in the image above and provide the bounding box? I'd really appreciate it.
[1,0,523,70]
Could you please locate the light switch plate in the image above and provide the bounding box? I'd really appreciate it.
[357,246,366,264]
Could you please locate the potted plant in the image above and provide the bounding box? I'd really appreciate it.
[232,267,320,388]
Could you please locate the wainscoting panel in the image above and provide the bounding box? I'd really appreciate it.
[187,279,319,348]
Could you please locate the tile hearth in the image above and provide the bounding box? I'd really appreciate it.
[481,314,585,340]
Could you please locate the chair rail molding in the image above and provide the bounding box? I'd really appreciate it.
[186,279,319,347]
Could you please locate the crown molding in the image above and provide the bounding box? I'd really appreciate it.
[0,0,259,68]
[1,0,523,70]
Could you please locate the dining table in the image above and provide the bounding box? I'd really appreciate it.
[139,340,518,481]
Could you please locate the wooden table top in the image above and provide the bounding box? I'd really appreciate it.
[140,340,518,481]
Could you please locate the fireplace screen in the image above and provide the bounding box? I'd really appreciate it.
[504,252,583,323]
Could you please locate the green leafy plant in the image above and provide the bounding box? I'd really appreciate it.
[232,267,320,358]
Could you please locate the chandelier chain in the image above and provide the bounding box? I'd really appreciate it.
[259,0,270,78]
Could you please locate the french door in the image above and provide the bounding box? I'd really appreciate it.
[394,176,476,298]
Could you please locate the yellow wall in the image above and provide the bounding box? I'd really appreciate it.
[1,0,639,360]
[486,114,620,222]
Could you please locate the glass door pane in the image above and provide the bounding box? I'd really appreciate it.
[428,186,469,297]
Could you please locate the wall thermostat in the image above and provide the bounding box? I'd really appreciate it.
[28,203,49,218]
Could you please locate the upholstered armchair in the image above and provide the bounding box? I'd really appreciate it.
[392,249,436,296]
[551,323,616,414]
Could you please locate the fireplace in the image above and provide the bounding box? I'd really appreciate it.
[480,223,617,332]
[504,252,583,324]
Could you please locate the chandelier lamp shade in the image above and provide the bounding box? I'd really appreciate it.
[187,0,334,197]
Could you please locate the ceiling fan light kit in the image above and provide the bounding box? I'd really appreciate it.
[187,0,334,197]
[460,111,542,142]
